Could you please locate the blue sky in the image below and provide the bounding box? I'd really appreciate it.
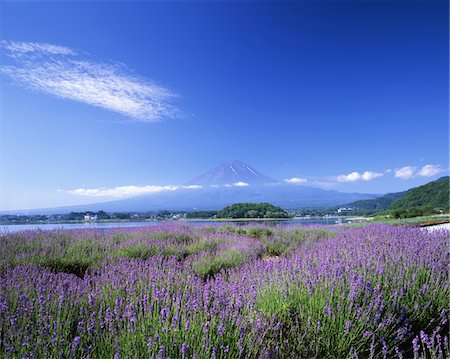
[0,0,448,211]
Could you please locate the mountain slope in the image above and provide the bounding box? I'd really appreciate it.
[389,176,449,211]
[343,191,406,213]
[343,176,449,215]
[187,160,276,186]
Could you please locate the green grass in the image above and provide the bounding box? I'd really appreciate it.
[255,262,449,358]
[150,231,194,243]
[184,239,225,256]
[246,227,274,239]
[113,244,159,260]
[216,225,274,238]
[372,214,450,226]
[34,256,93,277]
[262,228,336,257]
[0,224,447,358]
[191,249,247,279]
[26,238,107,276]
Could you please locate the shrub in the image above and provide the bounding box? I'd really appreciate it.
[113,244,159,260]
[246,227,273,239]
[35,256,92,277]
[192,249,246,279]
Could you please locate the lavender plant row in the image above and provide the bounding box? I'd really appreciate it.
[0,224,448,358]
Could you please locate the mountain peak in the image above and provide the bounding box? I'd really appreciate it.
[187,160,277,186]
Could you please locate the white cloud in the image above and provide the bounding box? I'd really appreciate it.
[233,181,249,187]
[394,166,415,180]
[417,164,443,177]
[64,184,202,198]
[361,171,384,181]
[0,40,180,122]
[184,184,203,189]
[337,171,383,182]
[285,177,308,184]
[337,172,360,182]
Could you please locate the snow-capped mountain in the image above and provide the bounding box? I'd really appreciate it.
[14,160,379,214]
[187,160,277,186]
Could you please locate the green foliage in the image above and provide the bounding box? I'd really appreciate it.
[1,225,447,358]
[112,233,128,244]
[217,202,290,219]
[264,240,291,257]
[390,206,436,219]
[160,246,181,258]
[389,176,449,212]
[35,256,92,277]
[396,267,449,334]
[31,238,105,276]
[263,228,336,257]
[343,176,449,216]
[150,232,194,243]
[246,227,274,238]
[373,214,450,226]
[184,239,224,256]
[344,192,406,215]
[191,249,246,279]
[113,244,159,260]
[185,211,218,219]
[256,263,450,358]
[217,225,248,235]
[216,225,274,239]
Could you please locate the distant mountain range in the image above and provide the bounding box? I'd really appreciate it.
[7,160,380,214]
[344,176,449,214]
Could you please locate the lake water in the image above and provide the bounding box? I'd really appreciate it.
[0,217,359,233]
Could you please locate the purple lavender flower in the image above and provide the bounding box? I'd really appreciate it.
[344,320,351,334]
[181,342,189,356]
[71,336,81,355]
[217,325,224,337]
[412,336,420,354]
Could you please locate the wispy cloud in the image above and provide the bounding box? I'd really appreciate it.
[2,41,76,56]
[337,171,383,182]
[417,164,443,177]
[63,184,202,198]
[0,40,180,122]
[285,177,308,184]
[184,184,203,189]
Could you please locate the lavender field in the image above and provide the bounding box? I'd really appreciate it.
[0,223,448,358]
